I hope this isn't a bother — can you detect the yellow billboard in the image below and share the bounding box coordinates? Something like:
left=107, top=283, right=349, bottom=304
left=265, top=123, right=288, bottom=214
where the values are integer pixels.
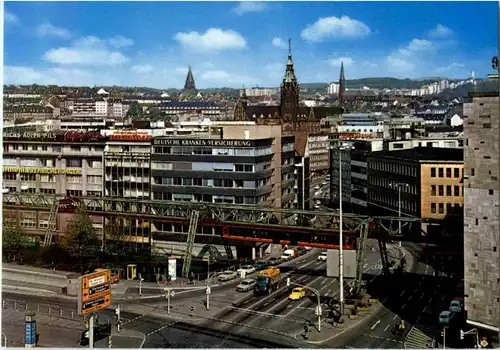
left=2, top=168, right=81, bottom=175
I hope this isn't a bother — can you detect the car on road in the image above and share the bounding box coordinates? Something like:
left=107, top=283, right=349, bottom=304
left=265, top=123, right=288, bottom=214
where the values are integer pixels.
left=449, top=299, right=463, bottom=313
left=439, top=310, right=457, bottom=326
left=289, top=287, right=306, bottom=300
left=315, top=185, right=320, bottom=190
left=297, top=247, right=307, bottom=255
left=317, top=251, right=328, bottom=261
left=236, top=278, right=256, bottom=292
left=253, top=261, right=269, bottom=270
left=237, top=265, right=256, bottom=276
left=268, top=257, right=281, bottom=266
left=322, top=182, right=327, bottom=186
left=218, top=270, right=238, bottom=282
left=314, top=204, right=320, bottom=209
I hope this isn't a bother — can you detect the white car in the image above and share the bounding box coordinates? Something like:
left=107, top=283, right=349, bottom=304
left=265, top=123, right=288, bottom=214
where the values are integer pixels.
left=218, top=270, right=238, bottom=281
left=317, top=252, right=328, bottom=261
left=315, top=185, right=321, bottom=190
left=314, top=204, right=320, bottom=209
left=237, top=265, right=256, bottom=275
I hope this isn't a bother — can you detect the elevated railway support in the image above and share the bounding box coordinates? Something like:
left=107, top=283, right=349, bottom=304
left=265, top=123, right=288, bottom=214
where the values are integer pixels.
left=4, top=193, right=427, bottom=279
left=354, top=223, right=369, bottom=296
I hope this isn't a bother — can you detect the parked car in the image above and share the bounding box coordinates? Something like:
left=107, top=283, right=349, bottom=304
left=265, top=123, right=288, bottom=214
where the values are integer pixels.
left=289, top=287, right=306, bottom=300
left=253, top=261, right=269, bottom=270
left=317, top=251, right=328, bottom=261
left=315, top=185, right=320, bottom=190
left=297, top=247, right=307, bottom=255
left=236, top=279, right=256, bottom=292
left=449, top=299, right=463, bottom=313
left=218, top=270, right=238, bottom=282
left=237, top=265, right=256, bottom=276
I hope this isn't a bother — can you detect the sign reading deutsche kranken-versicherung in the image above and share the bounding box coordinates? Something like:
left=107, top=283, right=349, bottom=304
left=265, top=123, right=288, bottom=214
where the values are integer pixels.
left=153, top=138, right=252, bottom=147
left=77, top=270, right=112, bottom=315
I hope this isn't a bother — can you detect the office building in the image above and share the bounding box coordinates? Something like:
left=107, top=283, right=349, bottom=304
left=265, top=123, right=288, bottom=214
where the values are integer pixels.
left=462, top=92, right=500, bottom=337
left=2, top=130, right=106, bottom=239
left=367, top=147, right=463, bottom=235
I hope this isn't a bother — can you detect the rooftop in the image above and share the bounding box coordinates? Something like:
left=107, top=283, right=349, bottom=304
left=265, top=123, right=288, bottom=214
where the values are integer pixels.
left=371, top=146, right=463, bottom=162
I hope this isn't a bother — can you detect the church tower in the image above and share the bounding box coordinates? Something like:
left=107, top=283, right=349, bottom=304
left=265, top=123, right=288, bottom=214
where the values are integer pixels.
left=279, top=39, right=300, bottom=130
left=180, top=66, right=197, bottom=99
left=339, top=61, right=346, bottom=106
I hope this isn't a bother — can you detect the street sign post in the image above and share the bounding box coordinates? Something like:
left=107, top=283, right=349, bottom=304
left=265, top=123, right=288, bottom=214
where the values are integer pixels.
left=78, top=270, right=112, bottom=349
left=78, top=270, right=112, bottom=315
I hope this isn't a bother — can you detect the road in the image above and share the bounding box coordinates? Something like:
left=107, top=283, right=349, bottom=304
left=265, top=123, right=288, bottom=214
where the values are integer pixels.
left=2, top=243, right=384, bottom=348
left=335, top=242, right=458, bottom=349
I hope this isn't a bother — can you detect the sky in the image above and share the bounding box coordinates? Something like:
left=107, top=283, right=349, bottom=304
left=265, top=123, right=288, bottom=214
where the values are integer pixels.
left=3, top=1, right=498, bottom=89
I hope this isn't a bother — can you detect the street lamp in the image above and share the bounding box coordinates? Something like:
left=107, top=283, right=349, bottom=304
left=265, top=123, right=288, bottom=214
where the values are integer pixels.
left=287, top=278, right=322, bottom=332
left=389, top=182, right=409, bottom=248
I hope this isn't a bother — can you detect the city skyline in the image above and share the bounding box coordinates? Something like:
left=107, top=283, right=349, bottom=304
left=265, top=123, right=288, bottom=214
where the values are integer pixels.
left=4, top=1, right=497, bottom=89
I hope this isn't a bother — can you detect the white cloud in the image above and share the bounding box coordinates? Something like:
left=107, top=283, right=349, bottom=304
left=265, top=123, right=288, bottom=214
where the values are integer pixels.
left=174, top=67, right=189, bottom=75
left=36, top=23, right=71, bottom=39
left=386, top=38, right=435, bottom=75
left=327, top=57, right=354, bottom=67
left=271, top=37, right=287, bottom=49
left=5, top=11, right=19, bottom=24
left=131, top=64, right=153, bottom=73
left=43, top=35, right=129, bottom=66
left=174, top=28, right=247, bottom=52
left=108, top=36, right=134, bottom=48
left=429, top=24, right=453, bottom=39
left=233, top=2, right=267, bottom=15
left=301, top=16, right=371, bottom=42
left=4, top=66, right=98, bottom=86
left=434, top=62, right=465, bottom=74
left=386, top=56, right=415, bottom=74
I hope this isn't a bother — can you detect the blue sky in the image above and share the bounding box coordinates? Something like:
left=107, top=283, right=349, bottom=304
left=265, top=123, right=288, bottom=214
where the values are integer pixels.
left=4, top=1, right=498, bottom=89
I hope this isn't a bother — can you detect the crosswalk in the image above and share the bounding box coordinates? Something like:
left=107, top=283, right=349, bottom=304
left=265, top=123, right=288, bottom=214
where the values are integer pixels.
left=404, top=325, right=434, bottom=349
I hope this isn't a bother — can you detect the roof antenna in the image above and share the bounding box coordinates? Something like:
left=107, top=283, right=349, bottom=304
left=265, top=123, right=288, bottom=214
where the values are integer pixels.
left=288, top=38, right=292, bottom=56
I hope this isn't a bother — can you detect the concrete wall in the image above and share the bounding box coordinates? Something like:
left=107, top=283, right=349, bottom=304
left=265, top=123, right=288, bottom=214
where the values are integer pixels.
left=326, top=249, right=356, bottom=278
left=463, top=95, right=500, bottom=330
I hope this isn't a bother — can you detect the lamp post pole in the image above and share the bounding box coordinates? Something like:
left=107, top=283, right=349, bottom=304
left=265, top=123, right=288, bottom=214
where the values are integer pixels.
left=338, top=147, right=344, bottom=315
left=390, top=182, right=409, bottom=247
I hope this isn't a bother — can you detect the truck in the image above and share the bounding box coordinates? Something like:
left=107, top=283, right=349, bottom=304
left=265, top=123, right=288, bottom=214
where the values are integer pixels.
left=280, top=249, right=297, bottom=261
left=254, top=267, right=280, bottom=295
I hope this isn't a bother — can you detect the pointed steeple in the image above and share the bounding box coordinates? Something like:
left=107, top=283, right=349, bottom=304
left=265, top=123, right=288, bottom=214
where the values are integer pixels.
left=283, top=38, right=297, bottom=84
left=183, top=65, right=197, bottom=91
left=339, top=61, right=346, bottom=105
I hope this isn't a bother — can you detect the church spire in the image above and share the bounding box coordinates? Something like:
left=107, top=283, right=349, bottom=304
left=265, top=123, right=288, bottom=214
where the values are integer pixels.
left=339, top=61, right=345, bottom=105
left=283, top=38, right=297, bottom=83
left=183, top=65, right=197, bottom=92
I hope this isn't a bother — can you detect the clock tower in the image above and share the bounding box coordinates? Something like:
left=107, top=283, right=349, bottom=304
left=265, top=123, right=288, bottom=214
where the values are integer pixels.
left=279, top=39, right=300, bottom=131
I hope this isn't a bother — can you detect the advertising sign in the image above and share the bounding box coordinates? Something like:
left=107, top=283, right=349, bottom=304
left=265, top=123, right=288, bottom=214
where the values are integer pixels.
left=77, top=270, right=111, bottom=316
left=153, top=138, right=251, bottom=147
left=168, top=258, right=177, bottom=281
left=109, top=132, right=152, bottom=141
left=65, top=132, right=105, bottom=142
left=25, top=321, right=37, bottom=346
left=339, top=132, right=374, bottom=140
left=3, top=131, right=64, bottom=142
left=3, top=167, right=81, bottom=175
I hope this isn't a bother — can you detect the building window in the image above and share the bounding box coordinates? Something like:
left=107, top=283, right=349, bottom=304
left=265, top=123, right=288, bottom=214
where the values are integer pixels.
left=3, top=172, right=17, bottom=180
left=431, top=185, right=436, bottom=196
left=438, top=185, right=444, bottom=196
left=454, top=185, right=460, bottom=196
left=446, top=203, right=453, bottom=213
left=446, top=185, right=452, bottom=196
left=431, top=203, right=436, bottom=213
left=40, top=175, right=56, bottom=182
left=438, top=203, right=444, bottom=214
left=41, top=145, right=48, bottom=151
left=489, top=189, right=494, bottom=195
left=438, top=168, right=444, bottom=178
left=471, top=168, right=475, bottom=176
left=67, top=159, right=82, bottom=168
left=66, top=190, right=83, bottom=197
left=454, top=168, right=460, bottom=178
left=20, top=173, right=36, bottom=182
left=40, top=188, right=56, bottom=195
left=446, top=168, right=452, bottom=178
left=173, top=177, right=182, bottom=186
left=431, top=168, right=436, bottom=177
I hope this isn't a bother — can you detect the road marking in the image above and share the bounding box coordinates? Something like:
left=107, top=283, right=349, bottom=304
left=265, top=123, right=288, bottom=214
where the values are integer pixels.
left=402, top=303, right=406, bottom=309
left=327, top=289, right=332, bottom=294
left=429, top=297, right=433, bottom=303
left=363, top=264, right=368, bottom=268
left=400, top=291, right=405, bottom=297
left=393, top=314, right=398, bottom=320
left=421, top=292, right=425, bottom=299
left=423, top=306, right=428, bottom=313
left=425, top=266, right=429, bottom=274
left=384, top=324, right=390, bottom=332
left=147, top=321, right=177, bottom=336
left=321, top=280, right=327, bottom=285
left=408, top=295, right=412, bottom=301
left=371, top=320, right=381, bottom=330
left=441, top=296, right=445, bottom=301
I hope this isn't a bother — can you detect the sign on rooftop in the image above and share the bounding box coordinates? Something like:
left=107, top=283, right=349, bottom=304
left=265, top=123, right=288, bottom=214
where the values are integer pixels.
left=77, top=269, right=112, bottom=316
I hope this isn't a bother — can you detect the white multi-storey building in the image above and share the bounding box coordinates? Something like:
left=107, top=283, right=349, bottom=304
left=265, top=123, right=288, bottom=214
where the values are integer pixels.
left=328, top=82, right=340, bottom=94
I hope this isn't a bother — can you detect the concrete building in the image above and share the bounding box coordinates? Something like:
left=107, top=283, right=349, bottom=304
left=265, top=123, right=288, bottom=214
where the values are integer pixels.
left=2, top=130, right=106, bottom=239
left=328, top=82, right=340, bottom=95
left=307, top=133, right=329, bottom=175
left=242, top=87, right=279, bottom=97
left=367, top=147, right=463, bottom=235
left=462, top=92, right=500, bottom=337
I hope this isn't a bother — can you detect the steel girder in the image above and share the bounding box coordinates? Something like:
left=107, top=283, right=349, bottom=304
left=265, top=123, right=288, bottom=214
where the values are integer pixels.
left=2, top=193, right=421, bottom=237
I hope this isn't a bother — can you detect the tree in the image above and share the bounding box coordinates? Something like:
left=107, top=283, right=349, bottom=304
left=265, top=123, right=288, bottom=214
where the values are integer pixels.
left=104, top=219, right=128, bottom=264
left=57, top=208, right=99, bottom=271
left=2, top=213, right=25, bottom=260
